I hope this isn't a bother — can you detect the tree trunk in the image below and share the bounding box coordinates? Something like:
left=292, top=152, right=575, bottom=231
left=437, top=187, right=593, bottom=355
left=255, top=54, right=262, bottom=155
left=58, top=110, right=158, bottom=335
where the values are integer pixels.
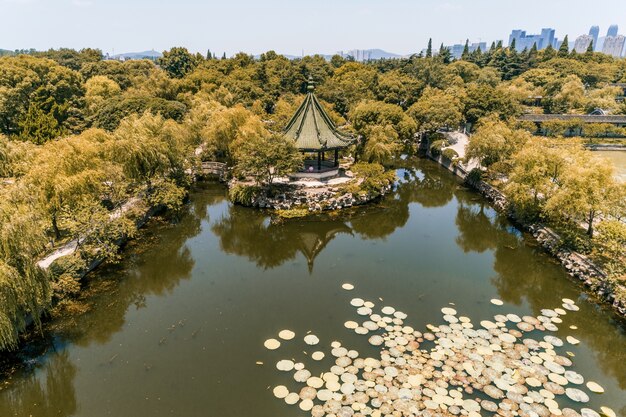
left=51, top=213, right=60, bottom=240
left=586, top=209, right=595, bottom=237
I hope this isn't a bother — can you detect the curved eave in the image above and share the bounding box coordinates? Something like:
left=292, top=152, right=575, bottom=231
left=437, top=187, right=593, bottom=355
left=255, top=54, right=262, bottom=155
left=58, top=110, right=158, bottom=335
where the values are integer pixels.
left=283, top=92, right=356, bottom=151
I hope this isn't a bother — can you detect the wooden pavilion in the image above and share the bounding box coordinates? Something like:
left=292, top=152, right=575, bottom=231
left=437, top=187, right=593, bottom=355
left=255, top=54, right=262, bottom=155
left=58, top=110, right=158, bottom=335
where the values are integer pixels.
left=283, top=77, right=355, bottom=179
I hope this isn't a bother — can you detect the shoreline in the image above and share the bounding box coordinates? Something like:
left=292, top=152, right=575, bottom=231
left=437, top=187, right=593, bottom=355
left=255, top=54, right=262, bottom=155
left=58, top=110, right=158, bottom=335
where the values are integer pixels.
left=425, top=149, right=626, bottom=318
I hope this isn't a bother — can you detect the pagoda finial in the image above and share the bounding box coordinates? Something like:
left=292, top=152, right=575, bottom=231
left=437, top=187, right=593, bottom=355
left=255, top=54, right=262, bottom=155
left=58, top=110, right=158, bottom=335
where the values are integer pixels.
left=307, top=76, right=315, bottom=92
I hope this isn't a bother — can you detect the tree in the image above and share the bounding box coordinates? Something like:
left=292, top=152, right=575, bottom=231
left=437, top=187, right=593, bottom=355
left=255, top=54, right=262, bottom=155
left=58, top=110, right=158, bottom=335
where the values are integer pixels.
left=84, top=75, right=122, bottom=115
left=349, top=100, right=417, bottom=141
left=558, top=35, right=569, bottom=57
left=437, top=43, right=451, bottom=64
left=465, top=118, right=531, bottom=171
left=504, top=138, right=570, bottom=218
left=462, top=40, right=470, bottom=60
left=543, top=44, right=557, bottom=60
left=233, top=133, right=303, bottom=186
left=426, top=38, right=433, bottom=58
left=361, top=125, right=402, bottom=164
left=158, top=47, right=200, bottom=78
left=17, top=101, right=65, bottom=144
left=593, top=220, right=626, bottom=277
left=544, top=154, right=616, bottom=237
left=0, top=55, right=85, bottom=138
left=407, top=87, right=463, bottom=133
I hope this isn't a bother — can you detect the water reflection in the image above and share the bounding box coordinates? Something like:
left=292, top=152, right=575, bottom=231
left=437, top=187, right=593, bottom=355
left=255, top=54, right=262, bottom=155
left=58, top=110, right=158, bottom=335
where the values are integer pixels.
left=0, top=351, right=76, bottom=417
left=454, top=187, right=626, bottom=391
left=1, top=158, right=625, bottom=417
left=213, top=165, right=458, bottom=270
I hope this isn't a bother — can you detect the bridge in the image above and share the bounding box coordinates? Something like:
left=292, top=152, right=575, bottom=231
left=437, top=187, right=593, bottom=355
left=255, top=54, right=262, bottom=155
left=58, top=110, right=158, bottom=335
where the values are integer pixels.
left=201, top=161, right=228, bottom=180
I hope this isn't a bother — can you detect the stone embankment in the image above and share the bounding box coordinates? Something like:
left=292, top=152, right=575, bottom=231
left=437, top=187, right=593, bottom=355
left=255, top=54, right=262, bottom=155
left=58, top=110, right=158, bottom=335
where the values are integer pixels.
left=425, top=132, right=625, bottom=317
left=233, top=180, right=391, bottom=212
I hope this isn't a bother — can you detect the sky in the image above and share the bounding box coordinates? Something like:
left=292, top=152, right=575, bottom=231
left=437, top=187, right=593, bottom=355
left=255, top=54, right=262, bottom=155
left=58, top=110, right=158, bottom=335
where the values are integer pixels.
left=1, top=0, right=626, bottom=56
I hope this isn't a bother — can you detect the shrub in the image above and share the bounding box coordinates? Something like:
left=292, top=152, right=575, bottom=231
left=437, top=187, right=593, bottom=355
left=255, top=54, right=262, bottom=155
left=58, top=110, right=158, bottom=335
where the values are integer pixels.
left=441, top=148, right=459, bottom=161
left=229, top=184, right=262, bottom=206
left=466, top=168, right=483, bottom=185
left=429, top=140, right=446, bottom=157
left=351, top=162, right=396, bottom=196
left=276, top=208, right=309, bottom=219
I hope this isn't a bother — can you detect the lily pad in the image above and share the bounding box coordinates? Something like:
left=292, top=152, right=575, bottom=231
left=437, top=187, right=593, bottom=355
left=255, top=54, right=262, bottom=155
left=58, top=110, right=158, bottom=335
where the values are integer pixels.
left=264, top=339, right=281, bottom=350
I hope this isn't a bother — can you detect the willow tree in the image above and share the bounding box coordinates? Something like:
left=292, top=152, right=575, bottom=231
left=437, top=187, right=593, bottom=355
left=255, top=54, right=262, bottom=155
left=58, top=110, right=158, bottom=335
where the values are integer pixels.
left=0, top=192, right=50, bottom=351
left=544, top=153, right=617, bottom=237
left=361, top=125, right=402, bottom=164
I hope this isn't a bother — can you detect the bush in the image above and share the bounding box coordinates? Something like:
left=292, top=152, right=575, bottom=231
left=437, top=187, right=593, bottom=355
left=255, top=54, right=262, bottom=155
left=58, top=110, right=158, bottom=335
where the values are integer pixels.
left=429, top=140, right=446, bottom=157
left=466, top=168, right=483, bottom=185
left=93, top=96, right=187, bottom=131
left=351, top=162, right=396, bottom=196
left=229, top=184, right=261, bottom=206
left=441, top=148, right=459, bottom=161
left=276, top=208, right=309, bottom=219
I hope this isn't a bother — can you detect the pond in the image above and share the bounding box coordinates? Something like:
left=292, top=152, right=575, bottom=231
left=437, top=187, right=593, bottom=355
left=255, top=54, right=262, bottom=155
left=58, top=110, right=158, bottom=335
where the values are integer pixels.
left=594, top=150, right=626, bottom=182
left=0, top=157, right=624, bottom=417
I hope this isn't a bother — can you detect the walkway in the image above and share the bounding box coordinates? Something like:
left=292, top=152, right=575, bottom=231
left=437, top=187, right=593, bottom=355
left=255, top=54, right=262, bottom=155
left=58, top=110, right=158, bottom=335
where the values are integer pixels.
left=441, top=130, right=479, bottom=172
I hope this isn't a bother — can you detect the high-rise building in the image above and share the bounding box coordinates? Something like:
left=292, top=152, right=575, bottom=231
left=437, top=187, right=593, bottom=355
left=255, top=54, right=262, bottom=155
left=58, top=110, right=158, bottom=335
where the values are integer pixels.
left=574, top=34, right=594, bottom=53
left=589, top=26, right=599, bottom=49
left=602, top=35, right=625, bottom=57
left=607, top=25, right=619, bottom=37
left=508, top=28, right=556, bottom=50
left=445, top=41, right=487, bottom=60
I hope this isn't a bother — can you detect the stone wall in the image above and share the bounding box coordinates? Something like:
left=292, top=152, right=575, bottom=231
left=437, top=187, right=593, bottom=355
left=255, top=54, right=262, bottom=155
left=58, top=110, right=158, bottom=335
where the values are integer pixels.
left=236, top=183, right=391, bottom=212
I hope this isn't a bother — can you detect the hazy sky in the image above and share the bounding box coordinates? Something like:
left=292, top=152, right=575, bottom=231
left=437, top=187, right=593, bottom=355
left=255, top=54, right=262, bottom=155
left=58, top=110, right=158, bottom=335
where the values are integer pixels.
left=1, top=0, right=625, bottom=56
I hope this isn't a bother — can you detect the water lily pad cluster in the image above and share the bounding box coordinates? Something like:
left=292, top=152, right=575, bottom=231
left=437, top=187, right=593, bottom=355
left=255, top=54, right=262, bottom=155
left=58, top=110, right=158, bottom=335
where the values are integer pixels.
left=264, top=292, right=614, bottom=417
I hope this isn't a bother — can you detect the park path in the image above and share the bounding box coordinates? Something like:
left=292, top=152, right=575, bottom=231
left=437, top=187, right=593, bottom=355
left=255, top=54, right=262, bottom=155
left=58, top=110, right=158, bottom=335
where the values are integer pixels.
left=37, top=197, right=140, bottom=269
left=441, top=130, right=480, bottom=172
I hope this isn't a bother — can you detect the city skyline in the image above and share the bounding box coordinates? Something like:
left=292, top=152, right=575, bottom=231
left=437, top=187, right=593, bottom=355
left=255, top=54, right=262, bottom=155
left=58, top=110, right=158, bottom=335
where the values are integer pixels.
left=1, top=0, right=626, bottom=57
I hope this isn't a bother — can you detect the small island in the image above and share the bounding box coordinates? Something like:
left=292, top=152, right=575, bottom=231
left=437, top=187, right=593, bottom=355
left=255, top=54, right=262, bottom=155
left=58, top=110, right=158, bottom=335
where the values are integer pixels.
left=225, top=78, right=395, bottom=215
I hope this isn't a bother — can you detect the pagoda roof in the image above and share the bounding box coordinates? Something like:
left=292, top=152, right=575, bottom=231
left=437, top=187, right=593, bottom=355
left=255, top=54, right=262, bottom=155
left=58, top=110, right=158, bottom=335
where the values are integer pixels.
left=283, top=79, right=356, bottom=151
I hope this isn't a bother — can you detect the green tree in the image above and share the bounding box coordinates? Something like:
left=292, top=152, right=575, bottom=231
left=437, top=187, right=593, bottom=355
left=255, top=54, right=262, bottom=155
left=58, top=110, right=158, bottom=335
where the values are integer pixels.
left=408, top=87, right=463, bottom=133
left=465, top=118, right=531, bottom=171
left=233, top=133, right=302, bottom=186
left=558, top=35, right=569, bottom=57
left=158, top=47, right=200, bottom=78
left=593, top=220, right=626, bottom=278
left=349, top=100, right=417, bottom=141
left=461, top=40, right=470, bottom=60
left=426, top=38, right=433, bottom=58
left=544, top=154, right=616, bottom=237
left=361, top=125, right=402, bottom=164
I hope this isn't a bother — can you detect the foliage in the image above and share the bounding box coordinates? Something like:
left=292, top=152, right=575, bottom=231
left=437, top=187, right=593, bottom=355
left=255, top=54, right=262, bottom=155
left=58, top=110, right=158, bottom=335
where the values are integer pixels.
left=593, top=220, right=626, bottom=278
left=351, top=162, right=396, bottom=196
left=158, top=47, right=201, bottom=78
left=408, top=87, right=463, bottom=132
left=276, top=208, right=310, bottom=219
left=229, top=184, right=262, bottom=206
left=361, top=125, right=402, bottom=164
left=233, top=133, right=303, bottom=186
left=429, top=139, right=446, bottom=157
left=441, top=148, right=459, bottom=160
left=465, top=118, right=531, bottom=170
left=465, top=168, right=482, bottom=185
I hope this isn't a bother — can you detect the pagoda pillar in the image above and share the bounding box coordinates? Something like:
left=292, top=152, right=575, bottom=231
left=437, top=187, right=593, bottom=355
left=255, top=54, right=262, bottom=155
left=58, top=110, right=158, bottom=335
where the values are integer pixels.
left=317, top=152, right=321, bottom=171
left=334, top=149, right=339, bottom=167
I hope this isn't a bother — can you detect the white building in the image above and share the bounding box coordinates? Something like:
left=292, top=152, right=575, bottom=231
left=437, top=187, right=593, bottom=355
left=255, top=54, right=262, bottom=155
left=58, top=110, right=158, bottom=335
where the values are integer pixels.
left=602, top=35, right=625, bottom=57
left=573, top=34, right=593, bottom=53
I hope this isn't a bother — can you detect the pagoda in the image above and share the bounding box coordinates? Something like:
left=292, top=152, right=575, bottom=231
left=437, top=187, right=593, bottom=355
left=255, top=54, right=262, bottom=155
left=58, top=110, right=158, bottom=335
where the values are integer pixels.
left=283, top=77, right=356, bottom=179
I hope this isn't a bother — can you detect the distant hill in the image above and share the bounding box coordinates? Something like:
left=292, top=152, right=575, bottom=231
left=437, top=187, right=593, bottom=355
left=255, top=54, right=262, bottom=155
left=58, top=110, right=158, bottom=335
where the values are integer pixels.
left=110, top=50, right=162, bottom=60
left=339, top=48, right=405, bottom=60
left=0, top=49, right=15, bottom=57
